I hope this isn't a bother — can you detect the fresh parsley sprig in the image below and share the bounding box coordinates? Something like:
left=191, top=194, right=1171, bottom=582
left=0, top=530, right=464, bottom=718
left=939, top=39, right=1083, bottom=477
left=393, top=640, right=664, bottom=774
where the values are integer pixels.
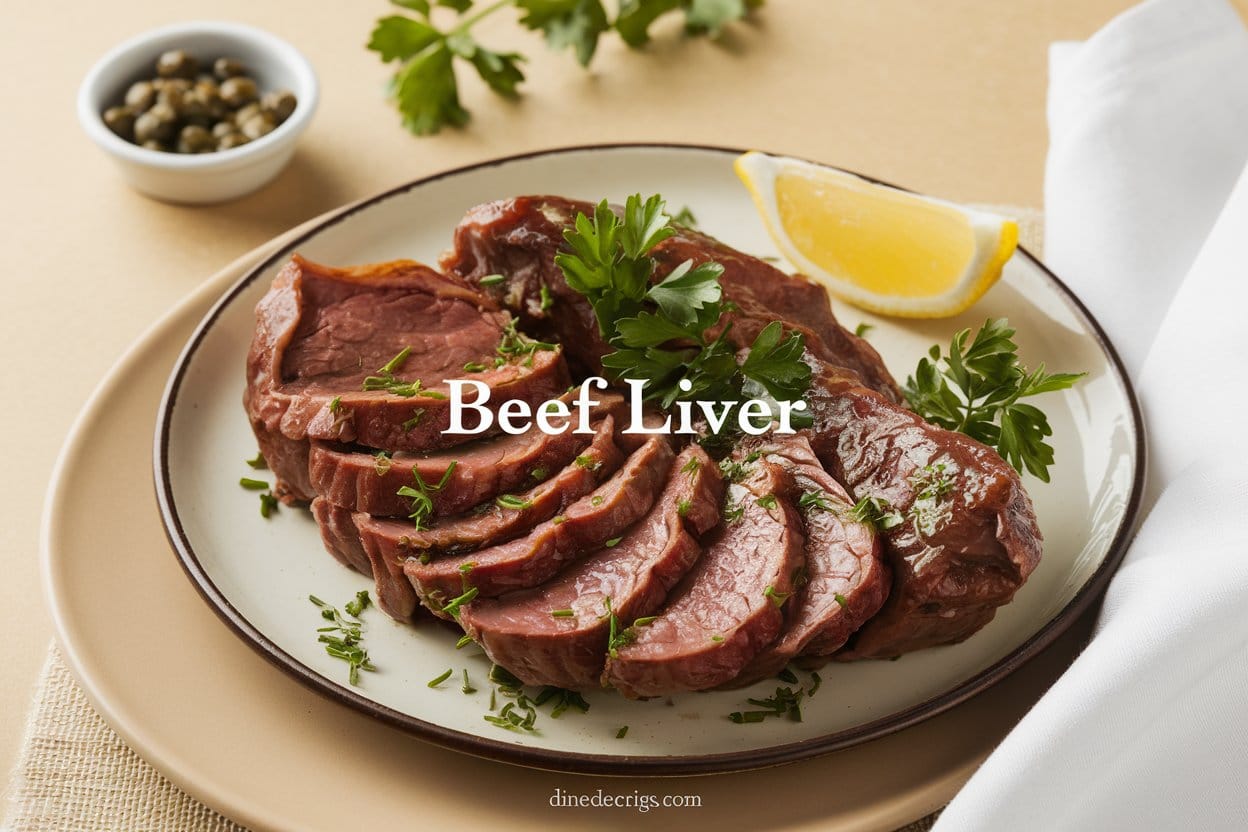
left=369, top=1, right=765, bottom=135
left=904, top=318, right=1084, bottom=482
left=556, top=194, right=811, bottom=413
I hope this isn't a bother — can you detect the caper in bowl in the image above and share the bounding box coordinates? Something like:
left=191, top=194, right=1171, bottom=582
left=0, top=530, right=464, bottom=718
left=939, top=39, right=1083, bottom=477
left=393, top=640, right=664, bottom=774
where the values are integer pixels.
left=77, top=21, right=318, bottom=204
left=103, top=50, right=297, bottom=155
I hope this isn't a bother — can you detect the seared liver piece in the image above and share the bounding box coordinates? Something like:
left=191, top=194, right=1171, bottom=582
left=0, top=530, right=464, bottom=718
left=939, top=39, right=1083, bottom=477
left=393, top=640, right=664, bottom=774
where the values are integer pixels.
left=603, top=451, right=805, bottom=698
left=460, top=445, right=724, bottom=689
left=244, top=254, right=568, bottom=502
left=804, top=360, right=1043, bottom=659
left=728, top=435, right=889, bottom=686
left=405, top=437, right=675, bottom=609
left=349, top=416, right=623, bottom=620
left=307, top=393, right=623, bottom=516
left=440, top=195, right=901, bottom=401
left=310, top=496, right=371, bottom=575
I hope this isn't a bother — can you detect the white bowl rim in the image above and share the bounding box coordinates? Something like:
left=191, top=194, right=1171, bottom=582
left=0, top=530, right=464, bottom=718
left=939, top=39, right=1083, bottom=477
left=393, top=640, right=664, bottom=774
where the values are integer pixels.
left=76, top=20, right=319, bottom=170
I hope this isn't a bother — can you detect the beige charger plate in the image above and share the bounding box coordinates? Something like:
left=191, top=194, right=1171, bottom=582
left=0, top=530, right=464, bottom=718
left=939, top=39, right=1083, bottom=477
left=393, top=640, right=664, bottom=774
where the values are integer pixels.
left=44, top=146, right=1127, bottom=830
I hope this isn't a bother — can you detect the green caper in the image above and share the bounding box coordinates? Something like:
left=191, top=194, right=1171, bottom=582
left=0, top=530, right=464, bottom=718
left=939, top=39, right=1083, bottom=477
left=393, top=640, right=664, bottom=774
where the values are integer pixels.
left=103, top=106, right=137, bottom=140
left=139, top=139, right=167, bottom=152
left=156, top=49, right=198, bottom=80
left=211, top=120, right=236, bottom=139
left=239, top=111, right=276, bottom=141
left=261, top=90, right=297, bottom=123
left=213, top=57, right=246, bottom=81
left=123, top=80, right=156, bottom=111
left=216, top=131, right=250, bottom=151
left=232, top=102, right=261, bottom=126
left=134, top=108, right=175, bottom=144
left=156, top=84, right=188, bottom=114
left=176, top=124, right=215, bottom=154
left=219, top=76, right=259, bottom=108
left=180, top=91, right=215, bottom=126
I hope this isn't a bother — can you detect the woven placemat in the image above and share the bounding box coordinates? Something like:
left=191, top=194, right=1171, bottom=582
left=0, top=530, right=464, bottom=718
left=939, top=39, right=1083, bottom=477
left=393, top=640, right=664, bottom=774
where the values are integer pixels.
left=5, top=208, right=1042, bottom=831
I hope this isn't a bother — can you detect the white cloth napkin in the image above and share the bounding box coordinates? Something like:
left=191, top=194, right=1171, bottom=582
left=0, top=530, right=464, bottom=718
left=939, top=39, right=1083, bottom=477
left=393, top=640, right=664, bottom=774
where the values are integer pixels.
left=935, top=1, right=1248, bottom=829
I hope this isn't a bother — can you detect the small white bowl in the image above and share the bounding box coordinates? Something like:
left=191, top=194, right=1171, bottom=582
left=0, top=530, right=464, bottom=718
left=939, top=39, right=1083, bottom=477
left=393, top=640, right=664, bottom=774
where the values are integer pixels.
left=78, top=21, right=318, bottom=204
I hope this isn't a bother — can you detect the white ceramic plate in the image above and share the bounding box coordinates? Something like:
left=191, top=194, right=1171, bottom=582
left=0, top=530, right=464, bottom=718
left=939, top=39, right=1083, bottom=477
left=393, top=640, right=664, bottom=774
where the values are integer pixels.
left=155, top=144, right=1143, bottom=775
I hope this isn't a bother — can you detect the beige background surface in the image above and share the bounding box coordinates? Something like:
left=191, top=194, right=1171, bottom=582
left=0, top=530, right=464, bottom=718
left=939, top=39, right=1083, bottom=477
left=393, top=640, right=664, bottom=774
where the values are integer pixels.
left=4, top=0, right=1244, bottom=790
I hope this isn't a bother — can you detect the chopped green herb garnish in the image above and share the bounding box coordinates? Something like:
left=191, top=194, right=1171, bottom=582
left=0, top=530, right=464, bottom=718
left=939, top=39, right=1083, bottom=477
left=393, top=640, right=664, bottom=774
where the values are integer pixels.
left=495, top=319, right=557, bottom=362
left=239, top=477, right=269, bottom=490
left=344, top=590, right=371, bottom=617
left=479, top=273, right=506, bottom=287
left=616, top=725, right=629, bottom=739
left=809, top=671, right=822, bottom=697
left=245, top=452, right=267, bottom=469
left=677, top=499, right=691, bottom=517
left=798, top=490, right=833, bottom=512
left=591, top=495, right=605, bottom=507
left=530, top=466, right=548, bottom=480
left=455, top=634, right=474, bottom=649
left=755, top=494, right=778, bottom=510
left=258, top=492, right=279, bottom=518
left=777, top=666, right=798, bottom=684
left=495, top=494, right=533, bottom=510
left=854, top=322, right=874, bottom=338
left=438, top=586, right=478, bottom=619
left=834, top=593, right=848, bottom=608
left=575, top=454, right=601, bottom=471
left=310, top=593, right=376, bottom=686
left=680, top=456, right=703, bottom=476
left=604, top=536, right=622, bottom=548
left=329, top=396, right=342, bottom=414
left=463, top=361, right=488, bottom=372
left=401, top=408, right=425, bottom=432
left=539, top=284, right=553, bottom=312
left=461, top=668, right=477, bottom=694
left=397, top=461, right=458, bottom=530
left=849, top=495, right=904, bottom=532
left=723, top=497, right=745, bottom=524
left=550, top=608, right=575, bottom=618
left=763, top=585, right=791, bottom=608
left=904, top=318, right=1084, bottom=482
left=710, top=634, right=724, bottom=643
left=428, top=668, right=453, bottom=688
left=373, top=451, right=393, bottom=477
left=551, top=514, right=567, bottom=525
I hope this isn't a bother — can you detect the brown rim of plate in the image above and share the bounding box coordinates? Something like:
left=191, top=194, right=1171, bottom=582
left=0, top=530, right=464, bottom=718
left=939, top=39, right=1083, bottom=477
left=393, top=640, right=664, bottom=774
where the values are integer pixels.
left=152, top=142, right=1147, bottom=777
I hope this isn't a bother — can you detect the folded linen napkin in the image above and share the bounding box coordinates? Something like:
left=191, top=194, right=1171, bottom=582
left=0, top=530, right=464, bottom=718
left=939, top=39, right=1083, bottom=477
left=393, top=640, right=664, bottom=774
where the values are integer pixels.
left=936, top=1, right=1248, bottom=829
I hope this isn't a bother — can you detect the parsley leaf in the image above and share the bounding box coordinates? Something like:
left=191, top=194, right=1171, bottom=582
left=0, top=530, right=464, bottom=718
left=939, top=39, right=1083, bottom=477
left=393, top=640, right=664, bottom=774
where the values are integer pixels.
left=516, top=0, right=610, bottom=66
left=904, top=319, right=1084, bottom=482
left=556, top=193, right=810, bottom=420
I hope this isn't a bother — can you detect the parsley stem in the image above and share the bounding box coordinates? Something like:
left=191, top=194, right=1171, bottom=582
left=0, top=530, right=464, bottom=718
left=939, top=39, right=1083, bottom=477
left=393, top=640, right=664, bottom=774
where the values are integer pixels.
left=451, top=0, right=512, bottom=35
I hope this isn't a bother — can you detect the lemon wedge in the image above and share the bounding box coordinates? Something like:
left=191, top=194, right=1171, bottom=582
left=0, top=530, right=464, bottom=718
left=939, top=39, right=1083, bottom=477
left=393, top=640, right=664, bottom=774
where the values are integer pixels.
left=734, top=151, right=1018, bottom=318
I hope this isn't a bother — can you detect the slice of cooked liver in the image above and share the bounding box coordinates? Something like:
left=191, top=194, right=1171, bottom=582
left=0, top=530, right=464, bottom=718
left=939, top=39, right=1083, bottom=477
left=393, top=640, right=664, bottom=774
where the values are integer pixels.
left=244, top=254, right=569, bottom=502
left=805, top=361, right=1044, bottom=660
left=727, top=435, right=889, bottom=686
left=310, top=496, right=372, bottom=576
left=307, top=393, right=623, bottom=517
left=603, top=451, right=806, bottom=698
left=460, top=445, right=724, bottom=689
left=405, top=436, right=675, bottom=610
left=347, top=416, right=623, bottom=621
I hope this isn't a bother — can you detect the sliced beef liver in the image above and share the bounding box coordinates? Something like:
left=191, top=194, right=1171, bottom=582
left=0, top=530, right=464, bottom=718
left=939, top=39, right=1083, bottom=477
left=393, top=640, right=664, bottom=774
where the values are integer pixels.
left=804, top=360, right=1044, bottom=659
left=307, top=393, right=623, bottom=516
left=310, top=496, right=371, bottom=575
left=440, top=195, right=901, bottom=400
left=603, top=451, right=805, bottom=698
left=405, top=437, right=675, bottom=610
left=245, top=254, right=568, bottom=502
left=727, top=435, right=889, bottom=686
left=459, top=445, right=724, bottom=689
left=346, top=416, right=623, bottom=620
